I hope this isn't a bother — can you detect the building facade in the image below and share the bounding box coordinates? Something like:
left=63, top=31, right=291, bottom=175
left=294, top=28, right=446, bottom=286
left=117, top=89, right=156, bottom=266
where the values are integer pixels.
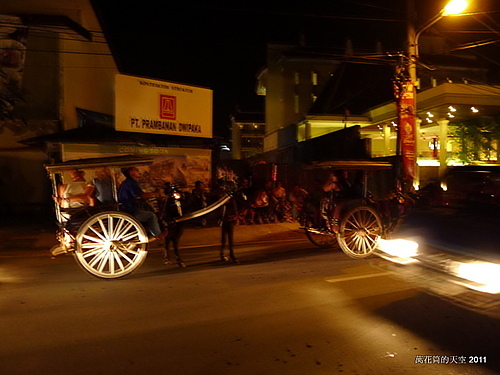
left=250, top=38, right=500, bottom=189
left=230, top=112, right=265, bottom=160
left=1, top=1, right=216, bottom=217
left=0, top=0, right=117, bottom=216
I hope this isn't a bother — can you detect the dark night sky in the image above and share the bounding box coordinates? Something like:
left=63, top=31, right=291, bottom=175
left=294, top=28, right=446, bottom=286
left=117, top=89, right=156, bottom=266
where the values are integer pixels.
left=91, top=0, right=500, bottom=137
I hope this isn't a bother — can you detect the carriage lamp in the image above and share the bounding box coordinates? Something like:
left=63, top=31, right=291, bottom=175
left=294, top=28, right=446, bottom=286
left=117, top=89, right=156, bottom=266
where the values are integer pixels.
left=376, top=239, right=419, bottom=264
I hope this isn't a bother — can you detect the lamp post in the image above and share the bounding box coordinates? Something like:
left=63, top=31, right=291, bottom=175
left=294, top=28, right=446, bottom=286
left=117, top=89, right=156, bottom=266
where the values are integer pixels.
left=396, top=0, right=469, bottom=191
left=409, top=0, right=469, bottom=82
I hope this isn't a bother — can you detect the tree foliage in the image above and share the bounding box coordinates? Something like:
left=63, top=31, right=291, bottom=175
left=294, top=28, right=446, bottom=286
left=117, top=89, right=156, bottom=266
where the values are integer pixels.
left=450, top=116, right=500, bottom=164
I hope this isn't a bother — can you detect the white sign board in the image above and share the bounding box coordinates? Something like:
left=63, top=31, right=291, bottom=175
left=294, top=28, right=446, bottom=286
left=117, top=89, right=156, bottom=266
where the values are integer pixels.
left=115, top=74, right=213, bottom=138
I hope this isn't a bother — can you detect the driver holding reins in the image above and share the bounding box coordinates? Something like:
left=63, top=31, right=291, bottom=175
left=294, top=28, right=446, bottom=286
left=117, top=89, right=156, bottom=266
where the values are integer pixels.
left=118, top=167, right=167, bottom=240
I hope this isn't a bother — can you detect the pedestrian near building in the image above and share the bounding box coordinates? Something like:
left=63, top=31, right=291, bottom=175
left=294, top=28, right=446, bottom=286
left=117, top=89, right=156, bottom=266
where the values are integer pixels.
left=289, top=184, right=308, bottom=221
left=238, top=178, right=255, bottom=224
left=272, top=181, right=292, bottom=222
left=214, top=179, right=240, bottom=264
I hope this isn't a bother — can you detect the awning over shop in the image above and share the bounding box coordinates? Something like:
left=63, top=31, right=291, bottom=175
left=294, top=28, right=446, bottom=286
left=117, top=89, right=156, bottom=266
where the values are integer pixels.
left=20, top=125, right=216, bottom=149
left=44, top=154, right=154, bottom=172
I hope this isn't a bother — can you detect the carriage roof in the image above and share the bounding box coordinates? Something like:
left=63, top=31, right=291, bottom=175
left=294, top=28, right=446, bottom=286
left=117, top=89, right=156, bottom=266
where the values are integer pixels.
left=304, top=160, right=393, bottom=171
left=44, top=155, right=155, bottom=172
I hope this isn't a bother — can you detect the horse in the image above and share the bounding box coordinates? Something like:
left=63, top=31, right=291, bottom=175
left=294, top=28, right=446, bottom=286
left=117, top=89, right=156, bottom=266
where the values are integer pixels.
left=160, top=184, right=193, bottom=267
left=159, top=181, right=237, bottom=267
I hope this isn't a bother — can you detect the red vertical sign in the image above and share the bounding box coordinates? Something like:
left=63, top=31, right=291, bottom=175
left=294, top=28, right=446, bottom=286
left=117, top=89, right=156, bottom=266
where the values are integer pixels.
left=398, top=82, right=416, bottom=181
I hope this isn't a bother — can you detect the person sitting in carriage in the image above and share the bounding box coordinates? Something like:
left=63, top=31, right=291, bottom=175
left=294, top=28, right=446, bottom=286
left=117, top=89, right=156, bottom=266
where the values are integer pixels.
left=90, top=168, right=115, bottom=206
left=304, top=171, right=349, bottom=229
left=118, top=166, right=164, bottom=240
left=322, top=171, right=350, bottom=197
left=56, top=169, right=95, bottom=209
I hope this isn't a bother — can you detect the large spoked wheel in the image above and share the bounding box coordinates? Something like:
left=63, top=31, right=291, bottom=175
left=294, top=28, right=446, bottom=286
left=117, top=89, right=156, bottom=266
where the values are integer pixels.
left=74, top=211, right=149, bottom=279
left=305, top=227, right=337, bottom=248
left=337, top=206, right=382, bottom=258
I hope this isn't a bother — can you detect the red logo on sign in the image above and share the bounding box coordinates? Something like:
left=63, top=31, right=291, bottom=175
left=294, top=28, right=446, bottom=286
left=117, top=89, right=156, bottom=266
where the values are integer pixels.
left=160, top=95, right=176, bottom=120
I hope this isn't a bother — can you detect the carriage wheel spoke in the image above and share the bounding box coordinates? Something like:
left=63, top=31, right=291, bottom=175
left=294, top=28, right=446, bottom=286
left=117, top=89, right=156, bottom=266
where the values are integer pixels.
left=85, top=228, right=106, bottom=243
left=88, top=247, right=108, bottom=268
left=98, top=218, right=109, bottom=239
left=115, top=248, right=135, bottom=264
left=114, top=222, right=136, bottom=241
left=113, top=252, right=126, bottom=272
left=80, top=239, right=104, bottom=249
left=111, top=217, right=126, bottom=240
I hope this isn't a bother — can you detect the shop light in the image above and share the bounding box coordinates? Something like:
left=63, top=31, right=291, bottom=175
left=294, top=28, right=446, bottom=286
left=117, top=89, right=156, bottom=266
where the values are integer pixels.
left=447, top=113, right=455, bottom=118
left=448, top=106, right=456, bottom=112
left=471, top=107, right=479, bottom=113
left=417, top=160, right=440, bottom=166
left=428, top=141, right=440, bottom=150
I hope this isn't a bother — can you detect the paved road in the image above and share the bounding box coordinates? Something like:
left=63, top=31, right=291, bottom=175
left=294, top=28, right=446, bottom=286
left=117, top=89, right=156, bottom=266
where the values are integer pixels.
left=1, top=225, right=499, bottom=375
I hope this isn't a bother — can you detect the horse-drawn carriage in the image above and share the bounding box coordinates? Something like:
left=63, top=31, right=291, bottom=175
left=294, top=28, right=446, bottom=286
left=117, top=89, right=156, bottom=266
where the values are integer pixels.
left=299, top=160, right=409, bottom=258
left=46, top=155, right=230, bottom=279
left=46, top=156, right=408, bottom=279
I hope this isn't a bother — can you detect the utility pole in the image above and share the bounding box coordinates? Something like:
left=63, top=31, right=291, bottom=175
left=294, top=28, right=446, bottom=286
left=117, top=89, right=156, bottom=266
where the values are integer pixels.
left=392, top=0, right=418, bottom=192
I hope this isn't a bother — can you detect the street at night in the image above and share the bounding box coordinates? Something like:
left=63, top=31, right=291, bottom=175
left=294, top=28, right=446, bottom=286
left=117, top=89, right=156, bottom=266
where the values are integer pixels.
left=1, top=224, right=498, bottom=375
left=2, top=1, right=500, bottom=374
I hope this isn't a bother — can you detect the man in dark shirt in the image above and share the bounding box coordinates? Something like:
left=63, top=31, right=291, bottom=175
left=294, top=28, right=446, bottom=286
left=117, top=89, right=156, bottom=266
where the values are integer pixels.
left=118, top=167, right=163, bottom=239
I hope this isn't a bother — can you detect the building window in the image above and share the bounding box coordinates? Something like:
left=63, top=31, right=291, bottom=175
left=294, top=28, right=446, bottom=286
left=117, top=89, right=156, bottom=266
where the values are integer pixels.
left=294, top=72, right=300, bottom=85
left=311, top=71, right=318, bottom=86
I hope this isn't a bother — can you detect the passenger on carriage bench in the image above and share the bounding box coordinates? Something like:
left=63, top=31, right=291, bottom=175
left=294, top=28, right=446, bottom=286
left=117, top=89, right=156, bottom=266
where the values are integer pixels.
left=90, top=168, right=115, bottom=205
left=118, top=166, right=166, bottom=239
left=322, top=171, right=350, bottom=197
left=56, top=169, right=95, bottom=209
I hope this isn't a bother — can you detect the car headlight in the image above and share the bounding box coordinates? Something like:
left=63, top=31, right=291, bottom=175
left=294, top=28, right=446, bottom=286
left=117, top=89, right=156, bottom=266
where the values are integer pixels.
left=377, top=239, right=419, bottom=264
left=451, top=261, right=500, bottom=294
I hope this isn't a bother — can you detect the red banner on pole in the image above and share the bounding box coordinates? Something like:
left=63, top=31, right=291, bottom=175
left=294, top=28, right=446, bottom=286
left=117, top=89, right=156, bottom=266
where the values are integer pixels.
left=398, top=82, right=416, bottom=181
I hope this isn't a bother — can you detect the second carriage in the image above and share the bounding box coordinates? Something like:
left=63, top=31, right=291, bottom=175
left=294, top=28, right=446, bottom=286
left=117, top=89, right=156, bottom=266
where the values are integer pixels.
left=299, top=160, right=410, bottom=259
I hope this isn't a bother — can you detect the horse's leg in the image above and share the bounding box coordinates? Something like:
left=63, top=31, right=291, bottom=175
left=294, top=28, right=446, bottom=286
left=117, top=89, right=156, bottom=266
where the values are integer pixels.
left=227, top=221, right=239, bottom=264
left=163, top=237, right=172, bottom=265
left=220, top=222, right=229, bottom=261
left=173, top=226, right=186, bottom=267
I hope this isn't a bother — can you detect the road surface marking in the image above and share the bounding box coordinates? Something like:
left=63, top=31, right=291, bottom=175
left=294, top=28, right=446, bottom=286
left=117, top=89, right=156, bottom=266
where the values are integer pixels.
left=326, top=272, right=391, bottom=283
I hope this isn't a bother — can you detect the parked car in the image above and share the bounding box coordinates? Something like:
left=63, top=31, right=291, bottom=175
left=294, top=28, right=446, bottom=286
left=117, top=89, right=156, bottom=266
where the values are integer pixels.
left=375, top=165, right=500, bottom=317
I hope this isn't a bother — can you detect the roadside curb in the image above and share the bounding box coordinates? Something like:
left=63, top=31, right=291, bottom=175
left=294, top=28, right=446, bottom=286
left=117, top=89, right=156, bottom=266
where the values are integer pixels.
left=0, top=222, right=305, bottom=252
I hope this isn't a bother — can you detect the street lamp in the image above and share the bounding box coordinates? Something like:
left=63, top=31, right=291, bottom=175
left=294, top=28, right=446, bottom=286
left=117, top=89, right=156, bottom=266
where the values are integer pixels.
left=413, top=0, right=470, bottom=63
left=398, top=0, right=469, bottom=190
